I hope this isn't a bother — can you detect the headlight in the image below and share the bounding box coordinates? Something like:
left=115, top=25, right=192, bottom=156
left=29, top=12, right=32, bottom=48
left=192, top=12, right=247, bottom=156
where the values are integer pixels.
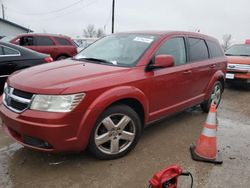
left=30, top=93, right=85, bottom=112
left=3, top=82, right=7, bottom=90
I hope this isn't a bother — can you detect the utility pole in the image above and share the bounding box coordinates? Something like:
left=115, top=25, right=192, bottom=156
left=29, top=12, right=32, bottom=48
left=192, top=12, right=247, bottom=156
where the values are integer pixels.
left=111, top=0, right=115, bottom=33
left=1, top=4, right=5, bottom=20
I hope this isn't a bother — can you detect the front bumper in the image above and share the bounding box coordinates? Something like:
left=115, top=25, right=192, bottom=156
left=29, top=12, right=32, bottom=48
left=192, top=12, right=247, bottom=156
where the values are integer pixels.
left=0, top=104, right=86, bottom=153
left=226, top=71, right=250, bottom=84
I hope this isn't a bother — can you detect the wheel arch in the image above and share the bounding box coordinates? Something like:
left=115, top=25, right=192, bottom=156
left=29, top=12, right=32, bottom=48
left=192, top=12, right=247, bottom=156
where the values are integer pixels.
left=76, top=86, right=149, bottom=150
left=204, top=71, right=225, bottom=99
left=88, top=86, right=149, bottom=124
left=106, top=98, right=145, bottom=126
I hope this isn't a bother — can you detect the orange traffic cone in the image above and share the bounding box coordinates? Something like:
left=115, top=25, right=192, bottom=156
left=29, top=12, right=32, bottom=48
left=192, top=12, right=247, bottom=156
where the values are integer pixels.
left=190, top=103, right=223, bottom=164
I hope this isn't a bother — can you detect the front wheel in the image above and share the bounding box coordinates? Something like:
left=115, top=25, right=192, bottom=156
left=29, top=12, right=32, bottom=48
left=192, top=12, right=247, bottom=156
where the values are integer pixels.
left=56, top=55, right=68, bottom=60
left=88, top=105, right=142, bottom=160
left=201, top=81, right=222, bottom=113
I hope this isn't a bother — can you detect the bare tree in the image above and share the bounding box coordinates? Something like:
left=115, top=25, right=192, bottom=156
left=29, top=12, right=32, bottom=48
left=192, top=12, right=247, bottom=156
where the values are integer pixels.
left=83, top=24, right=105, bottom=38
left=83, top=24, right=97, bottom=38
left=222, top=34, right=232, bottom=51
left=96, top=28, right=105, bottom=38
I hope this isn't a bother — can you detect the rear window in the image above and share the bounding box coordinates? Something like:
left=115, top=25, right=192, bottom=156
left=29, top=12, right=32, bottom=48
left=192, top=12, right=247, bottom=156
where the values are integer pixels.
left=55, top=37, right=72, bottom=46
left=206, top=40, right=224, bottom=58
left=35, top=36, right=54, bottom=46
left=188, top=38, right=209, bottom=62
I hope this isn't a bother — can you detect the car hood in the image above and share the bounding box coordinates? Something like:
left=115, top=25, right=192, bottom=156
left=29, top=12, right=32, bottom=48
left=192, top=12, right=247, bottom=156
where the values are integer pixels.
left=227, top=56, right=250, bottom=65
left=8, top=59, right=130, bottom=94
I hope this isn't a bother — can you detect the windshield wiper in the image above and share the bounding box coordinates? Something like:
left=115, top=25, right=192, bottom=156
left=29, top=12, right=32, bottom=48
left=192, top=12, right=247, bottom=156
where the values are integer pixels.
left=77, top=57, right=118, bottom=65
left=225, top=54, right=250, bottom=57
left=238, top=54, right=250, bottom=57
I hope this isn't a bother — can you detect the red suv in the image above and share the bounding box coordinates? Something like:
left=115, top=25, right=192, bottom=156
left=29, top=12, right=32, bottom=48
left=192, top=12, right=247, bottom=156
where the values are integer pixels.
left=0, top=31, right=227, bottom=159
left=9, top=33, right=77, bottom=60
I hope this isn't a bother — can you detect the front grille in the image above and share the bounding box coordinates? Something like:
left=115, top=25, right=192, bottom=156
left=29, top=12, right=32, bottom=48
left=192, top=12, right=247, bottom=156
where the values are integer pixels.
left=227, top=63, right=250, bottom=72
left=3, top=85, right=33, bottom=113
left=10, top=100, right=28, bottom=111
left=13, top=89, right=33, bottom=99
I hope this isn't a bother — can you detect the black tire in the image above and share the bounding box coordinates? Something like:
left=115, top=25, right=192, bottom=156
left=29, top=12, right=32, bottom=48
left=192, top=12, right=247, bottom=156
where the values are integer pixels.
left=56, top=55, right=68, bottom=60
left=88, top=104, right=142, bottom=160
left=201, top=81, right=223, bottom=113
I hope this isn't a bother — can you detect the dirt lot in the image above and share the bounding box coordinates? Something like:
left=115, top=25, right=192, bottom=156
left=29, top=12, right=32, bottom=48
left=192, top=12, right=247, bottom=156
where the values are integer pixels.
left=0, top=86, right=249, bottom=188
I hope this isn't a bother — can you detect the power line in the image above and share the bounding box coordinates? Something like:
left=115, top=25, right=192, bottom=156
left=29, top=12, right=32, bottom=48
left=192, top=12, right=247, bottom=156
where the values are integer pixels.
left=8, top=0, right=100, bottom=23
left=6, top=0, right=84, bottom=16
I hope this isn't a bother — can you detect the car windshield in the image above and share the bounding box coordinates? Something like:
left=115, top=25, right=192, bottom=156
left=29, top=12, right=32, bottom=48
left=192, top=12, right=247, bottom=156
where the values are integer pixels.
left=225, top=44, right=250, bottom=56
left=75, top=34, right=157, bottom=66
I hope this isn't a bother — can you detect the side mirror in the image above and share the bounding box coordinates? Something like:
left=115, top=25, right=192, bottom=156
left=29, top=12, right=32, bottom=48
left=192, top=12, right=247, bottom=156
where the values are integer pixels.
left=146, top=55, right=174, bottom=71
left=154, top=55, right=174, bottom=68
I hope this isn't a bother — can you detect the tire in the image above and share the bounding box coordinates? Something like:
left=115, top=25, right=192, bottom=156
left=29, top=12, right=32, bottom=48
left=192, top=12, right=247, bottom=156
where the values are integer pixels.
left=56, top=55, right=68, bottom=60
left=88, top=104, right=142, bottom=160
left=201, top=81, right=223, bottom=113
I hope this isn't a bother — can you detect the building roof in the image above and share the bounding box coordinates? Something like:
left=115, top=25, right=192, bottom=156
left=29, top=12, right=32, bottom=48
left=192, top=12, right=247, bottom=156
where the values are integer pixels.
left=0, top=18, right=33, bottom=32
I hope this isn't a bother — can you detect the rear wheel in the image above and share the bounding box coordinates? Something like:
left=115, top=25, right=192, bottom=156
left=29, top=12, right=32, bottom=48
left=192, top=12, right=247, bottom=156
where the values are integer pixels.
left=201, top=81, right=222, bottom=112
left=88, top=105, right=142, bottom=160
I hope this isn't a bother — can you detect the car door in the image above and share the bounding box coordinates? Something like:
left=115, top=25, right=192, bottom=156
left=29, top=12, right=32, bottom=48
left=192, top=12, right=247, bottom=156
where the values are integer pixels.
left=147, top=36, right=194, bottom=121
left=33, top=36, right=57, bottom=59
left=187, top=37, right=215, bottom=98
left=0, top=45, right=20, bottom=93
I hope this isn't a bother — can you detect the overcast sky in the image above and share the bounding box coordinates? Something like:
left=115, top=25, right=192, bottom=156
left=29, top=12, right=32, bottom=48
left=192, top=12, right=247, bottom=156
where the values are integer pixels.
left=1, top=0, right=250, bottom=43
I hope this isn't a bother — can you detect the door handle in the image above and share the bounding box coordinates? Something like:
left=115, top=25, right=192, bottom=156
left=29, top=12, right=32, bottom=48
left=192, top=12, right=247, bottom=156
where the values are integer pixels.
left=183, top=70, right=192, bottom=74
left=209, top=64, right=216, bottom=68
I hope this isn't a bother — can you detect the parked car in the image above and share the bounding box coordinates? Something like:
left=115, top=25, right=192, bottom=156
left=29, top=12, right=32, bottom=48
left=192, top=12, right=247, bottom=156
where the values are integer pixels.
left=0, top=31, right=227, bottom=159
left=245, top=39, right=250, bottom=44
left=6, top=33, right=77, bottom=60
left=0, top=42, right=53, bottom=94
left=225, top=44, right=250, bottom=86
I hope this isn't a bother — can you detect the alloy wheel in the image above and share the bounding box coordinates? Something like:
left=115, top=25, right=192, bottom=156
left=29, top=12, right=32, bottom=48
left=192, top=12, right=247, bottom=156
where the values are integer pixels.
left=94, top=113, right=136, bottom=155
left=211, top=84, right=221, bottom=105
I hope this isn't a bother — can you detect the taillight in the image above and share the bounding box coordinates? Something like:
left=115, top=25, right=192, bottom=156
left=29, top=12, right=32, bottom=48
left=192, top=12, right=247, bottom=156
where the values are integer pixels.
left=44, top=57, right=53, bottom=63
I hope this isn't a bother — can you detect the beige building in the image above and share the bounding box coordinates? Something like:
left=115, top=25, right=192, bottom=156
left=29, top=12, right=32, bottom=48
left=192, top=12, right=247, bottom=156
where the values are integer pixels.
left=0, top=18, right=33, bottom=38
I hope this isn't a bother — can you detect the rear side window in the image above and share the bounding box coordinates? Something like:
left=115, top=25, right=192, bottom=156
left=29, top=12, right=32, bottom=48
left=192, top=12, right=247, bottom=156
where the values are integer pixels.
left=3, top=46, right=19, bottom=55
left=206, top=40, right=224, bottom=58
left=55, top=37, right=72, bottom=46
left=156, top=37, right=186, bottom=66
left=0, top=46, right=20, bottom=56
left=35, top=36, right=54, bottom=46
left=188, top=38, right=209, bottom=62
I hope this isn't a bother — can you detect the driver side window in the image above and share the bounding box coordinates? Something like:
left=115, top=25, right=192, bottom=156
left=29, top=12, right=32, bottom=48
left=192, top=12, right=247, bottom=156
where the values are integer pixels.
left=156, top=37, right=186, bottom=66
